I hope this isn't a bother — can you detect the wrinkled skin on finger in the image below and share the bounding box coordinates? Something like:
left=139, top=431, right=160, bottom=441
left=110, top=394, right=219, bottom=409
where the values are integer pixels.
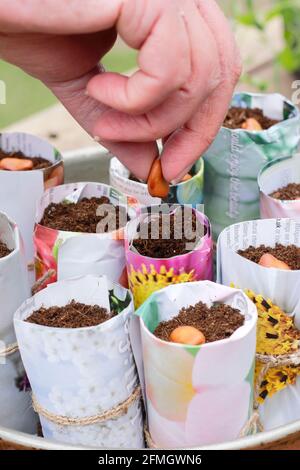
left=0, top=0, right=241, bottom=181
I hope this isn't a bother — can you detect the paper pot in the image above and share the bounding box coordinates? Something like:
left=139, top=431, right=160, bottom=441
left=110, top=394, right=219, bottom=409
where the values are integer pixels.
left=14, top=275, right=144, bottom=448
left=245, top=289, right=300, bottom=431
left=134, top=281, right=257, bottom=448
left=110, top=156, right=204, bottom=206
left=217, top=218, right=300, bottom=325
left=0, top=132, right=64, bottom=265
left=259, top=155, right=300, bottom=220
left=0, top=212, right=37, bottom=432
left=203, top=92, right=300, bottom=239
left=34, top=182, right=139, bottom=290
left=125, top=206, right=213, bottom=308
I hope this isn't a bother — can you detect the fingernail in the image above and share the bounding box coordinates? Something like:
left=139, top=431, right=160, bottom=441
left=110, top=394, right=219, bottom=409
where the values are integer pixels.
left=84, top=89, right=89, bottom=96
left=171, top=164, right=194, bottom=185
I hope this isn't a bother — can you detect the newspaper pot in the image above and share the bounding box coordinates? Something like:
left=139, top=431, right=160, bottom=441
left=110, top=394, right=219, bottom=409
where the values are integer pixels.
left=0, top=132, right=64, bottom=265
left=134, top=281, right=257, bottom=447
left=110, top=156, right=204, bottom=206
left=0, top=212, right=37, bottom=432
left=259, top=155, right=300, bottom=220
left=14, top=275, right=144, bottom=448
left=217, top=218, right=300, bottom=325
left=203, top=92, right=300, bottom=239
left=34, top=183, right=139, bottom=290
left=125, top=206, right=213, bottom=308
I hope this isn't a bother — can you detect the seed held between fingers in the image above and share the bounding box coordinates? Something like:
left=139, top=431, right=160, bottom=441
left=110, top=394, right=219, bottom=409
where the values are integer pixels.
left=147, top=158, right=170, bottom=198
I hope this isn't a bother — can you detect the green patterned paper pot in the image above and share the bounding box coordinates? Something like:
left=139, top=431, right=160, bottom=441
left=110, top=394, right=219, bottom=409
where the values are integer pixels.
left=110, top=157, right=204, bottom=206
left=0, top=132, right=64, bottom=265
left=203, top=92, right=300, bottom=239
left=259, top=155, right=300, bottom=221
left=134, top=281, right=257, bottom=448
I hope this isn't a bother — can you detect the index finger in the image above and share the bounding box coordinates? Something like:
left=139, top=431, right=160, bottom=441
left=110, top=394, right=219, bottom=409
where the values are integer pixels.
left=86, top=3, right=191, bottom=114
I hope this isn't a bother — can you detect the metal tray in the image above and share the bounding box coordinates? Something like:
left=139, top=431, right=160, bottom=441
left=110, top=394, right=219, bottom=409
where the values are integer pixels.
left=1, top=146, right=300, bottom=450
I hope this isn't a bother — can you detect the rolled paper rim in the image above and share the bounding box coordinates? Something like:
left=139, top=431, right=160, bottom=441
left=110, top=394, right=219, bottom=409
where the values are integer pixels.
left=138, top=280, right=257, bottom=351
left=125, top=205, right=212, bottom=261
left=35, top=182, right=139, bottom=239
left=258, top=155, right=300, bottom=204
left=110, top=156, right=204, bottom=189
left=217, top=217, right=300, bottom=272
left=14, top=275, right=134, bottom=333
left=0, top=211, right=22, bottom=263
left=0, top=131, right=64, bottom=173
left=220, top=91, right=300, bottom=135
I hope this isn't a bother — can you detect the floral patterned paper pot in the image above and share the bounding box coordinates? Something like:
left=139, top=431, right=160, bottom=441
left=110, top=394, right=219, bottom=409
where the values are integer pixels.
left=110, top=156, right=204, bottom=206
left=0, top=212, right=37, bottom=433
left=259, top=155, right=300, bottom=220
left=134, top=281, right=257, bottom=448
left=125, top=205, right=213, bottom=308
left=0, top=132, right=64, bottom=265
left=217, top=218, right=300, bottom=325
left=203, top=92, right=300, bottom=239
left=14, top=275, right=144, bottom=448
left=34, top=182, right=139, bottom=290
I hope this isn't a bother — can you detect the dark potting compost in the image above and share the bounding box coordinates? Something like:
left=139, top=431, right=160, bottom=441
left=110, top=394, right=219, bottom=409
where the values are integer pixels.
left=0, top=241, right=12, bottom=258
left=132, top=211, right=205, bottom=258
left=25, top=300, right=116, bottom=328
left=223, top=107, right=280, bottom=130
left=40, top=196, right=128, bottom=233
left=238, top=244, right=300, bottom=270
left=270, top=183, right=300, bottom=201
left=154, top=301, right=244, bottom=343
left=0, top=150, right=52, bottom=170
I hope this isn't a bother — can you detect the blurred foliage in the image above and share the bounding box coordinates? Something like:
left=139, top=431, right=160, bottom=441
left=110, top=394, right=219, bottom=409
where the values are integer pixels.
left=230, top=0, right=300, bottom=73
left=0, top=46, right=137, bottom=128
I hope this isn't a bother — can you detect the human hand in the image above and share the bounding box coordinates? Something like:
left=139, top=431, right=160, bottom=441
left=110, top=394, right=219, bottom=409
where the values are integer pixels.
left=0, top=0, right=241, bottom=182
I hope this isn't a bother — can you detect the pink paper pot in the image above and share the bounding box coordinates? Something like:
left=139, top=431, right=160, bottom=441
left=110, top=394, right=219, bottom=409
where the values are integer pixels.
left=125, top=206, right=213, bottom=308
left=259, top=155, right=300, bottom=220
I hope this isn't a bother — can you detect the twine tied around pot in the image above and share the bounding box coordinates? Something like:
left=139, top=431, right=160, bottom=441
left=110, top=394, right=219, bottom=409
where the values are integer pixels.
left=145, top=349, right=300, bottom=447
left=0, top=342, right=19, bottom=358
left=32, top=385, right=141, bottom=426
left=31, top=269, right=55, bottom=295
left=239, top=348, right=300, bottom=438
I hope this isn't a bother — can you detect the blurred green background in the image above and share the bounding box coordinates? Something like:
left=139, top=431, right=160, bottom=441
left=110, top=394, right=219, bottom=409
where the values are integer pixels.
left=1, top=0, right=299, bottom=129
left=0, top=46, right=137, bottom=129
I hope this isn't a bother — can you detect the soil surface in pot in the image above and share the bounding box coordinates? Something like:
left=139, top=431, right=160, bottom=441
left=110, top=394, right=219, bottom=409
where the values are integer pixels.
left=0, top=150, right=52, bottom=170
left=270, top=183, right=300, bottom=200
left=132, top=211, right=205, bottom=258
left=26, top=300, right=116, bottom=328
left=223, top=107, right=280, bottom=130
left=238, top=243, right=300, bottom=270
left=40, top=196, right=129, bottom=233
left=0, top=241, right=12, bottom=258
left=154, top=301, right=244, bottom=343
